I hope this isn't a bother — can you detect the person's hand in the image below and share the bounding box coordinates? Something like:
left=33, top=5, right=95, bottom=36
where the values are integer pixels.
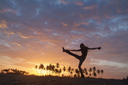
left=98, top=47, right=101, bottom=50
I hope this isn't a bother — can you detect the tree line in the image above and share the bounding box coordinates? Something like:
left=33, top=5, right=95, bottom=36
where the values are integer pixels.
left=35, top=63, right=104, bottom=78
left=1, top=68, right=29, bottom=75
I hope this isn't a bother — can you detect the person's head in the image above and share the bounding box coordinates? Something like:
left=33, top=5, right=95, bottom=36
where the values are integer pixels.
left=80, top=43, right=88, bottom=49
left=80, top=43, right=84, bottom=48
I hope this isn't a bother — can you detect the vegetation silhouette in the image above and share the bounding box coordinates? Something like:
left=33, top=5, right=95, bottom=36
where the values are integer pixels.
left=62, top=43, right=101, bottom=78
left=34, top=63, right=104, bottom=78
left=1, top=68, right=29, bottom=75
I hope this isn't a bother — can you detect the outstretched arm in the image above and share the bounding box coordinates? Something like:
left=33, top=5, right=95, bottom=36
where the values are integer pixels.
left=88, top=47, right=101, bottom=50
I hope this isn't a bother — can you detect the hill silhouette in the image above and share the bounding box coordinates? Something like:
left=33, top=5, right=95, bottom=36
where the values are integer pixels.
left=0, top=73, right=128, bottom=85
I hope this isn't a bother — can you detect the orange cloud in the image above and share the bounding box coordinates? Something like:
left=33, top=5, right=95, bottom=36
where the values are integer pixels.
left=61, top=22, right=68, bottom=26
left=0, top=8, right=17, bottom=14
left=11, top=42, right=21, bottom=46
left=30, top=28, right=41, bottom=34
left=82, top=5, right=97, bottom=10
left=75, top=1, right=83, bottom=6
left=104, top=15, right=113, bottom=19
left=4, top=30, right=14, bottom=35
left=0, top=20, right=8, bottom=28
left=18, top=33, right=28, bottom=39
left=59, top=0, right=69, bottom=5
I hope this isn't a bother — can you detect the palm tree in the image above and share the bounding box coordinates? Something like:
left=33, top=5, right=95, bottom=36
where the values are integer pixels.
left=101, top=70, right=104, bottom=78
left=93, top=66, right=96, bottom=77
left=46, top=65, right=50, bottom=75
left=55, top=69, right=59, bottom=76
left=51, top=65, right=55, bottom=75
left=63, top=66, right=66, bottom=72
left=84, top=68, right=87, bottom=72
left=75, top=69, right=80, bottom=78
left=97, top=69, right=100, bottom=78
left=68, top=66, right=71, bottom=77
left=74, top=74, right=77, bottom=78
left=58, top=69, right=62, bottom=76
left=63, top=66, right=66, bottom=76
left=93, top=66, right=96, bottom=72
left=49, top=63, right=52, bottom=75
left=71, top=68, right=74, bottom=77
left=84, top=68, right=88, bottom=77
left=70, top=71, right=73, bottom=77
left=39, top=63, right=44, bottom=76
left=56, top=63, right=59, bottom=69
left=35, top=65, right=38, bottom=75
left=93, top=71, right=97, bottom=78
left=89, top=68, right=92, bottom=77
left=71, top=68, right=74, bottom=72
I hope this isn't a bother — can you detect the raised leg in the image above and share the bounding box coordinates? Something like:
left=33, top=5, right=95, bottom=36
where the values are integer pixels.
left=62, top=47, right=80, bottom=60
left=62, top=47, right=66, bottom=52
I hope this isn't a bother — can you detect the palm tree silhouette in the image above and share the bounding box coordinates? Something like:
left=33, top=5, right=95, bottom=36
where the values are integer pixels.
left=55, top=69, right=59, bottom=76
left=33, top=63, right=104, bottom=78
left=74, top=74, right=77, bottom=78
left=49, top=63, right=52, bottom=75
left=56, top=63, right=59, bottom=69
left=93, top=71, right=97, bottom=78
left=63, top=66, right=66, bottom=76
left=75, top=69, right=80, bottom=78
left=93, top=66, right=96, bottom=72
left=56, top=63, right=59, bottom=76
left=89, top=68, right=92, bottom=77
left=58, top=69, right=62, bottom=76
left=93, top=66, right=96, bottom=77
left=101, top=70, right=104, bottom=78
left=46, top=65, right=50, bottom=75
left=97, top=69, right=100, bottom=78
left=39, top=63, right=44, bottom=76
left=71, top=68, right=74, bottom=77
left=84, top=68, right=88, bottom=77
left=51, top=64, right=55, bottom=75
left=35, top=65, right=38, bottom=75
left=68, top=66, right=71, bottom=77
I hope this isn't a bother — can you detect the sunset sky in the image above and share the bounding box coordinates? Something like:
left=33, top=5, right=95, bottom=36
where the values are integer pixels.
left=0, top=0, right=128, bottom=79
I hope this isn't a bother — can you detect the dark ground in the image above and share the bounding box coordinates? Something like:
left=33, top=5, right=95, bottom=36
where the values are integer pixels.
left=0, top=74, right=128, bottom=85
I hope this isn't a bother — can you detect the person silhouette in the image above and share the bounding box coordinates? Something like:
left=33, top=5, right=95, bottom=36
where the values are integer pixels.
left=62, top=43, right=101, bottom=78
